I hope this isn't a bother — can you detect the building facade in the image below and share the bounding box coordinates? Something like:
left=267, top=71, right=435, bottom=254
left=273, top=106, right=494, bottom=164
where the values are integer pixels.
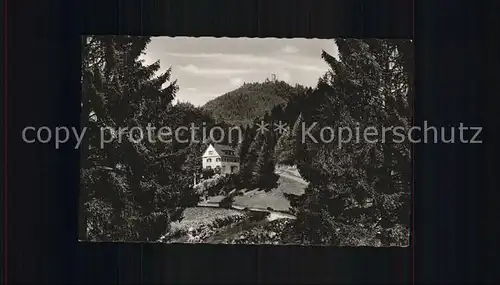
left=201, top=143, right=240, bottom=174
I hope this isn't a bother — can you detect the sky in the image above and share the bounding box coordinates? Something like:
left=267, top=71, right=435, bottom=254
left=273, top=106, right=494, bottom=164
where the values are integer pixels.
left=140, top=37, right=339, bottom=106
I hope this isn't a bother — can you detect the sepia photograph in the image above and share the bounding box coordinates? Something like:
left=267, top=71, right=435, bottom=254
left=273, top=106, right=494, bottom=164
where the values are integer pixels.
left=79, top=36, right=413, bottom=246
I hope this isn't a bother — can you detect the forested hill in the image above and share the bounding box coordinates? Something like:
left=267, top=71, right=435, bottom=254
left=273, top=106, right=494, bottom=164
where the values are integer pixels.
left=202, top=80, right=309, bottom=126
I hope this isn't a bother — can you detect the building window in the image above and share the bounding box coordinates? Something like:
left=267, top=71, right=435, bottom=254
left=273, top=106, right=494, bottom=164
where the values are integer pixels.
left=208, top=151, right=213, bottom=155
left=207, top=158, right=211, bottom=162
left=216, top=158, right=221, bottom=162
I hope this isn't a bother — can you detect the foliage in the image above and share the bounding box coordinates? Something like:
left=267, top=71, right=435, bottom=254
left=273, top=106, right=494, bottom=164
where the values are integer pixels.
left=80, top=36, right=201, bottom=242
left=202, top=80, right=309, bottom=126
left=214, top=166, right=222, bottom=175
left=219, top=195, right=235, bottom=209
left=253, top=132, right=279, bottom=189
left=237, top=121, right=279, bottom=190
left=274, top=114, right=303, bottom=165
left=291, top=39, right=413, bottom=246
left=161, top=210, right=247, bottom=243
left=202, top=168, right=215, bottom=179
left=195, top=173, right=239, bottom=197
left=223, top=219, right=297, bottom=244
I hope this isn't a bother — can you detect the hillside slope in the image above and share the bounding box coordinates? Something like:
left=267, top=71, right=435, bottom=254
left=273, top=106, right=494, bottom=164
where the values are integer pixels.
left=202, top=80, right=306, bottom=126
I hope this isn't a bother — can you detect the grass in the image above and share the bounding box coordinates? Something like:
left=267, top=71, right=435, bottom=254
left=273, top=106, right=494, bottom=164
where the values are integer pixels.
left=232, top=176, right=306, bottom=212
left=164, top=207, right=251, bottom=243
left=205, top=195, right=226, bottom=204
left=171, top=207, right=245, bottom=231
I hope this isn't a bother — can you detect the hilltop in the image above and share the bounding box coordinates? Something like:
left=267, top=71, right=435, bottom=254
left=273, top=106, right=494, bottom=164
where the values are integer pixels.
left=202, top=80, right=308, bottom=126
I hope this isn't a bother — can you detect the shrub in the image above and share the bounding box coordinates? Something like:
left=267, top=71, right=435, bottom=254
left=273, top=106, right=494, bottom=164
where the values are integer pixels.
left=223, top=219, right=296, bottom=244
left=220, top=173, right=241, bottom=194
left=247, top=211, right=269, bottom=221
left=202, top=168, right=215, bottom=179
left=214, top=166, right=222, bottom=175
left=219, top=195, right=234, bottom=209
left=195, top=174, right=230, bottom=196
left=182, top=213, right=247, bottom=243
left=377, top=224, right=410, bottom=246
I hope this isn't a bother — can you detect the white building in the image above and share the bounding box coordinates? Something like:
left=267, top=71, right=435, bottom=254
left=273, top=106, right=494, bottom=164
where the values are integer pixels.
left=201, top=143, right=240, bottom=174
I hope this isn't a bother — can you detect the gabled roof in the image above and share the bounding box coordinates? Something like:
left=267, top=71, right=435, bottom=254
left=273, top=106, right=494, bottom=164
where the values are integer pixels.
left=208, top=143, right=238, bottom=158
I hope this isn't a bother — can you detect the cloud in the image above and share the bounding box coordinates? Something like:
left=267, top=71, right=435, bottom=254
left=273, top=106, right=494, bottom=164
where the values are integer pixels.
left=230, top=77, right=243, bottom=86
left=142, top=37, right=340, bottom=106
left=179, top=64, right=257, bottom=75
left=282, top=45, right=299, bottom=54
left=166, top=53, right=325, bottom=72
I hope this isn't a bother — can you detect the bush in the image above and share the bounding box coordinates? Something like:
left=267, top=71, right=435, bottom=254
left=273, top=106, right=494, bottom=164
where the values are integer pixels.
left=220, top=173, right=242, bottom=194
left=377, top=224, right=410, bottom=246
left=183, top=214, right=247, bottom=243
left=202, top=168, right=215, bottom=179
left=224, top=219, right=296, bottom=244
left=334, top=223, right=382, bottom=247
left=219, top=195, right=234, bottom=209
left=214, top=166, right=222, bottom=175
left=195, top=174, right=228, bottom=196
left=247, top=211, right=269, bottom=221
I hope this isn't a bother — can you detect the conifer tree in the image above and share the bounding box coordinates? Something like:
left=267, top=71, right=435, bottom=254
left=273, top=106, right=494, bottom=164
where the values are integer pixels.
left=244, top=130, right=264, bottom=187
left=275, top=113, right=302, bottom=166
left=80, top=36, right=199, bottom=242
left=292, top=39, right=413, bottom=246
left=274, top=128, right=295, bottom=165
left=254, top=131, right=277, bottom=189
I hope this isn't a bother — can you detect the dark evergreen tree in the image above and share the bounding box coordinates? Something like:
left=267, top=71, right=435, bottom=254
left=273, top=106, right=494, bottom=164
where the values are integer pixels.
left=275, top=113, right=303, bottom=166
left=80, top=36, right=200, bottom=242
left=254, top=131, right=278, bottom=189
left=292, top=39, right=413, bottom=246
left=274, top=129, right=293, bottom=165
left=242, top=129, right=263, bottom=187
